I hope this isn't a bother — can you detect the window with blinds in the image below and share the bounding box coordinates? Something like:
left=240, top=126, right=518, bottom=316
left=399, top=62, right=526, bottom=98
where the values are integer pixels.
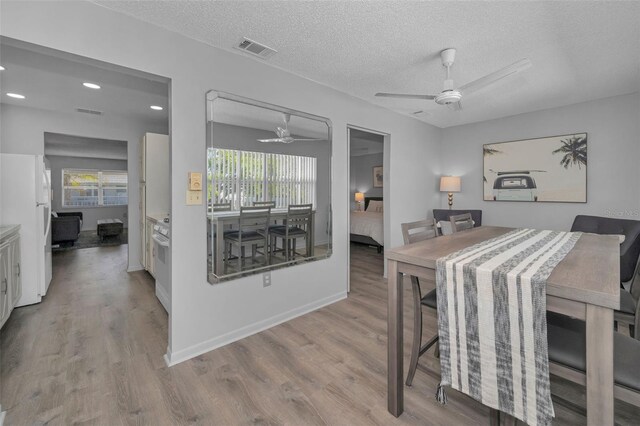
left=62, top=169, right=128, bottom=207
left=208, top=148, right=316, bottom=209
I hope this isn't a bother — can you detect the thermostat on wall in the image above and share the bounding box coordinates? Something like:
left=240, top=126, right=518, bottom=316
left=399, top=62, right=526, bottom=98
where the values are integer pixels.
left=188, top=172, right=202, bottom=191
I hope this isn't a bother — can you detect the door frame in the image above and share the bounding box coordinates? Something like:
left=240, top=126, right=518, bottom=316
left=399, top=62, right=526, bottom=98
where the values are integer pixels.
left=346, top=125, right=390, bottom=292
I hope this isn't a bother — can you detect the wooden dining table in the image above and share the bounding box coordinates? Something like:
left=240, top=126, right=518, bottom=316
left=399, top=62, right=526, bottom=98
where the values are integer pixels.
left=386, top=226, right=620, bottom=425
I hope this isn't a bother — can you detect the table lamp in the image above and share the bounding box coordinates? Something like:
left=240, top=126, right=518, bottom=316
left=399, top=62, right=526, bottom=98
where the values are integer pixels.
left=355, top=192, right=365, bottom=211
left=440, top=176, right=461, bottom=209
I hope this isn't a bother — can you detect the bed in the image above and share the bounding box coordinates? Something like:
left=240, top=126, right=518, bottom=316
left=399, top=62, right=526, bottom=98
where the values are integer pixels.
left=350, top=197, right=384, bottom=253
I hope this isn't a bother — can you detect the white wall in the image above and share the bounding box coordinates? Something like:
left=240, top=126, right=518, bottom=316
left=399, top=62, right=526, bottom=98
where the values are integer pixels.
left=47, top=155, right=128, bottom=231
left=0, top=1, right=442, bottom=364
left=440, top=93, right=640, bottom=230
left=350, top=152, right=383, bottom=210
left=0, top=103, right=167, bottom=268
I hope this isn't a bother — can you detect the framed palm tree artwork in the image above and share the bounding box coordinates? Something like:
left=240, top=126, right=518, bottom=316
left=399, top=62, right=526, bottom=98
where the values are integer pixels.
left=483, top=133, right=587, bottom=203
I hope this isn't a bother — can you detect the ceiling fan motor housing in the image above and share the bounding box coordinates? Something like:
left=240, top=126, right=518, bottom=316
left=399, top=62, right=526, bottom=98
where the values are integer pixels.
left=435, top=90, right=462, bottom=105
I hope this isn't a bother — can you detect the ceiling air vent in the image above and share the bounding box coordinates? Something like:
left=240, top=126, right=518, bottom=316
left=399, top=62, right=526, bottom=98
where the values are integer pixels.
left=235, top=38, right=277, bottom=59
left=76, top=108, right=103, bottom=116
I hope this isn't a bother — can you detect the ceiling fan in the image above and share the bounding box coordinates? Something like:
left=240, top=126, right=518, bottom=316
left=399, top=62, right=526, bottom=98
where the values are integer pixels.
left=257, top=114, right=325, bottom=144
left=375, top=48, right=531, bottom=111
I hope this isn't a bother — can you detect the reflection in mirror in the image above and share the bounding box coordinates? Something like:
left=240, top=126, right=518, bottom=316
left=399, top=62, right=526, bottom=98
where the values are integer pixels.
left=206, top=91, right=332, bottom=283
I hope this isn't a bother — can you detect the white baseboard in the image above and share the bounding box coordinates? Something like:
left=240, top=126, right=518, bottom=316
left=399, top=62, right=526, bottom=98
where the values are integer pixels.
left=127, top=264, right=144, bottom=273
left=164, top=291, right=347, bottom=366
left=155, top=282, right=170, bottom=314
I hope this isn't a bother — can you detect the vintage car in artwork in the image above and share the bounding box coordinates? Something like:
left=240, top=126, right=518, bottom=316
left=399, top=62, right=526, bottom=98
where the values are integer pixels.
left=492, top=171, right=540, bottom=201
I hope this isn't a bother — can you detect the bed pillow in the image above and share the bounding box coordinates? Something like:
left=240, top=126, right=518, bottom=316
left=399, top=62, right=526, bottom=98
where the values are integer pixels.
left=366, top=200, right=383, bottom=213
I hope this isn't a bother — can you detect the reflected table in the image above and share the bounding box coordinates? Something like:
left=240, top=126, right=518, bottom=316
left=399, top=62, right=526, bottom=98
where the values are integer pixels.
left=208, top=210, right=315, bottom=276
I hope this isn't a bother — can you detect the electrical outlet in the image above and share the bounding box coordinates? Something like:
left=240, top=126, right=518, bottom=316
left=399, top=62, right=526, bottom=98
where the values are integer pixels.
left=263, top=272, right=271, bottom=287
left=186, top=190, right=202, bottom=205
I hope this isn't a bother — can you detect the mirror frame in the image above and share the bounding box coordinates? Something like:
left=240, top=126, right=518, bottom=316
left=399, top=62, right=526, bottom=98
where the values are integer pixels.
left=206, top=90, right=333, bottom=284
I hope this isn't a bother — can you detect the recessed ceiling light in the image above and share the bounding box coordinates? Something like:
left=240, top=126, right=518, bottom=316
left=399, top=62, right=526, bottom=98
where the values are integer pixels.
left=0, top=66, right=5, bottom=71
left=6, top=93, right=26, bottom=99
left=150, top=105, right=163, bottom=111
left=83, top=82, right=101, bottom=89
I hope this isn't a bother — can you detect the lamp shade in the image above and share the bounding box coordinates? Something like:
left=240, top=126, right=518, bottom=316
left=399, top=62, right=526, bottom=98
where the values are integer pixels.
left=354, top=192, right=365, bottom=202
left=440, top=176, right=461, bottom=192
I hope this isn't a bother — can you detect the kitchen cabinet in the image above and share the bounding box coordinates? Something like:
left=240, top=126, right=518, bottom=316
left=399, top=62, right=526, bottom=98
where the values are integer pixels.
left=0, top=225, right=22, bottom=329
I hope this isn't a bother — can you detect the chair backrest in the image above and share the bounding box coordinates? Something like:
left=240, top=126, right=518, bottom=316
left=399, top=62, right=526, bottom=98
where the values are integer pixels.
left=450, top=213, right=474, bottom=233
left=253, top=201, right=276, bottom=208
left=212, top=202, right=232, bottom=212
left=401, top=219, right=438, bottom=245
left=433, top=209, right=482, bottom=225
left=238, top=206, right=271, bottom=233
left=285, top=204, right=312, bottom=233
left=571, top=215, right=640, bottom=286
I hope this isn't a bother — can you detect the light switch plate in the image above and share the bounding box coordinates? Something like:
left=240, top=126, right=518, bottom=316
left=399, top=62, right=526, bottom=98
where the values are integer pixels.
left=263, top=272, right=271, bottom=287
left=186, top=190, right=202, bottom=205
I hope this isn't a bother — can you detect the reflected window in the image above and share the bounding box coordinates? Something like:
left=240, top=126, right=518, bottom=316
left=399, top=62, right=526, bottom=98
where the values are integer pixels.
left=208, top=148, right=317, bottom=210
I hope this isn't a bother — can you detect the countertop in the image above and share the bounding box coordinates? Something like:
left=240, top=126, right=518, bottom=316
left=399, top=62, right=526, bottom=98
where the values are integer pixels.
left=146, top=213, right=169, bottom=224
left=0, top=225, right=21, bottom=241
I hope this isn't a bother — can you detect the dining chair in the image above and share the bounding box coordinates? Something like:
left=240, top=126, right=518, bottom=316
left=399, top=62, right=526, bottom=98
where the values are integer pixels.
left=211, top=202, right=237, bottom=262
left=547, top=311, right=640, bottom=408
left=400, top=219, right=440, bottom=387
left=269, top=204, right=312, bottom=262
left=223, top=206, right=271, bottom=273
left=433, top=209, right=482, bottom=236
left=252, top=201, right=276, bottom=208
left=571, top=215, right=640, bottom=339
left=449, top=212, right=474, bottom=233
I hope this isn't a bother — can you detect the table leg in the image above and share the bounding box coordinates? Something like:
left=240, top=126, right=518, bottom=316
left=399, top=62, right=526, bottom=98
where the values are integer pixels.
left=585, top=304, right=614, bottom=426
left=388, top=259, right=403, bottom=417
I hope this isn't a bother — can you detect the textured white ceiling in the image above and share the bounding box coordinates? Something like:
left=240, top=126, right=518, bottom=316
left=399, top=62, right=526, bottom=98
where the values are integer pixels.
left=93, top=1, right=640, bottom=128
left=0, top=39, right=169, bottom=125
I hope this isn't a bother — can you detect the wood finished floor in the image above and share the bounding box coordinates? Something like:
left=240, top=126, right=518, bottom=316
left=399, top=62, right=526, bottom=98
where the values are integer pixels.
left=1, top=243, right=639, bottom=425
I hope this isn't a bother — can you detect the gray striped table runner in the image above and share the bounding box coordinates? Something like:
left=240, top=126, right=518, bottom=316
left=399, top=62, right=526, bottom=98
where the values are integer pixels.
left=435, top=229, right=582, bottom=426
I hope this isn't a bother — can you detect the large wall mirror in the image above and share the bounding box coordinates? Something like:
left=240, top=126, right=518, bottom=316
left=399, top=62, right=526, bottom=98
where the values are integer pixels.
left=206, top=91, right=332, bottom=283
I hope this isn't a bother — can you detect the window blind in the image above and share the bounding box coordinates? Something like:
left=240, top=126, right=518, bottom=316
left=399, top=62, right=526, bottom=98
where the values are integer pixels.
left=209, top=148, right=316, bottom=209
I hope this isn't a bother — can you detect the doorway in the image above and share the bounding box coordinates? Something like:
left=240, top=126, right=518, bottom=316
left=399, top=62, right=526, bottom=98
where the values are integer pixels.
left=347, top=126, right=390, bottom=292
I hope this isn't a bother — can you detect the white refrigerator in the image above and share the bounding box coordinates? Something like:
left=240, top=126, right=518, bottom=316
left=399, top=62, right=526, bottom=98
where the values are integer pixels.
left=0, top=153, right=52, bottom=306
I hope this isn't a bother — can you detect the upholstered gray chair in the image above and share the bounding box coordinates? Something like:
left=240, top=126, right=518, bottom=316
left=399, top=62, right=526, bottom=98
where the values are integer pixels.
left=269, top=204, right=312, bottom=261
left=571, top=215, right=640, bottom=338
left=223, top=206, right=271, bottom=273
left=400, top=219, right=439, bottom=386
left=547, top=311, right=640, bottom=408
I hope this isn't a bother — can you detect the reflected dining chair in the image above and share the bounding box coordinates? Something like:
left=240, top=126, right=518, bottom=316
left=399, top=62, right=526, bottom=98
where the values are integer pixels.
left=450, top=212, right=474, bottom=233
left=269, top=204, right=312, bottom=262
left=400, top=219, right=440, bottom=386
left=223, top=206, right=271, bottom=273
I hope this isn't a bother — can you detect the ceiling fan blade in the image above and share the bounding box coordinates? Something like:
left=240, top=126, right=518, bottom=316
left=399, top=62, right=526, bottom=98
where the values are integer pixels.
left=257, top=138, right=285, bottom=143
left=447, top=101, right=463, bottom=111
left=291, top=138, right=325, bottom=142
left=457, top=58, right=531, bottom=95
left=375, top=92, right=437, bottom=100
